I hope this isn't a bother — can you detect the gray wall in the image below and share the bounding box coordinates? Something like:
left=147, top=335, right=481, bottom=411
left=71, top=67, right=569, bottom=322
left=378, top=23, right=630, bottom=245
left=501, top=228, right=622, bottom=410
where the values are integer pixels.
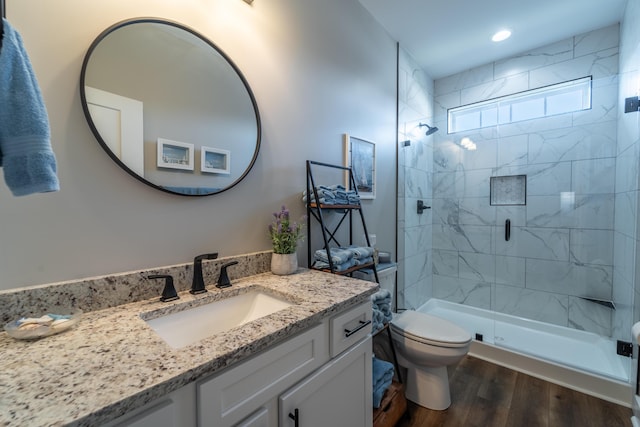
left=0, top=0, right=397, bottom=291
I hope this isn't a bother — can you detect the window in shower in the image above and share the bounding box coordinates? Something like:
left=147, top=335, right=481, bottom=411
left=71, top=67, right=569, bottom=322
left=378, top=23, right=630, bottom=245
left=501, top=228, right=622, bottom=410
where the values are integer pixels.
left=447, top=76, right=592, bottom=133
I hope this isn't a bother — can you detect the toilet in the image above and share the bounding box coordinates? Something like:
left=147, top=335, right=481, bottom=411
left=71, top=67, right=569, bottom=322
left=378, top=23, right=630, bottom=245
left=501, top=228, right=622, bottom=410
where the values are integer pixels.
left=390, top=310, right=472, bottom=410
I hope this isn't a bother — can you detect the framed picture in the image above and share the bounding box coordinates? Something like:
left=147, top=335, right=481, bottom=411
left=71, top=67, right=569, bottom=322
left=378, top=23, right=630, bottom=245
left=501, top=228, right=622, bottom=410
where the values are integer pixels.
left=343, top=134, right=375, bottom=199
left=201, top=146, right=231, bottom=174
left=157, top=138, right=194, bottom=171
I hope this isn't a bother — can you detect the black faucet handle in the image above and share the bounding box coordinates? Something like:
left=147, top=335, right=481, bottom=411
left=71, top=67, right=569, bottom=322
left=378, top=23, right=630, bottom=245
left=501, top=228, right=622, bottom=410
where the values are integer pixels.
left=191, top=252, right=219, bottom=295
left=148, top=275, right=180, bottom=302
left=217, top=261, right=239, bottom=288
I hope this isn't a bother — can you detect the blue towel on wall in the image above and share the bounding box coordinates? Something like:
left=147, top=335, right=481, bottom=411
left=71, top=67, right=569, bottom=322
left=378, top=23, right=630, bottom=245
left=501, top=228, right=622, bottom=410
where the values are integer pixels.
left=0, top=18, right=59, bottom=196
left=372, top=357, right=394, bottom=408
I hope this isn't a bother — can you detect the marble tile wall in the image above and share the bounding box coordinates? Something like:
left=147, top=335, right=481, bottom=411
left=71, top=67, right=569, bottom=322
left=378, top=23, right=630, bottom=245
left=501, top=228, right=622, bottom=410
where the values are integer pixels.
left=431, top=24, right=623, bottom=336
left=617, top=0, right=640, bottom=345
left=397, top=48, right=435, bottom=310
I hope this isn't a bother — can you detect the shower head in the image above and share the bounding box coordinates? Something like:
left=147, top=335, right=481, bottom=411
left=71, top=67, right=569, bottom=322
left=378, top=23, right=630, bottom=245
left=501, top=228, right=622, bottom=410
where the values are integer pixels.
left=418, top=123, right=439, bottom=136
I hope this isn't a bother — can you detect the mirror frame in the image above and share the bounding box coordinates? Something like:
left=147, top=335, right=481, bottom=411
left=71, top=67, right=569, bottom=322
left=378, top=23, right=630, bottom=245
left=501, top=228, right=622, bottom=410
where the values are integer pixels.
left=79, top=18, right=262, bottom=197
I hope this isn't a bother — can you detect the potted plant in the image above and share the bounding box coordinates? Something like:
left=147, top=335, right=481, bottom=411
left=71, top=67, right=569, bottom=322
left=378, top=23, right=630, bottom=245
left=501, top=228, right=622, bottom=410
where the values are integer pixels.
left=268, top=206, right=304, bottom=275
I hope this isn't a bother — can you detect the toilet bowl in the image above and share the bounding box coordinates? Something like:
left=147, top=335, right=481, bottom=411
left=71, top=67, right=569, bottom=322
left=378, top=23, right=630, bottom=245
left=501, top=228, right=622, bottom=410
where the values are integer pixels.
left=390, top=310, right=472, bottom=410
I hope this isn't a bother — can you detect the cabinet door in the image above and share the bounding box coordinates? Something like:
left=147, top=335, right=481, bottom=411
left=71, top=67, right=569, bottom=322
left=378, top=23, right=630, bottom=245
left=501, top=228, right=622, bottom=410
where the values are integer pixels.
left=103, top=383, right=196, bottom=427
left=198, top=324, right=328, bottom=427
left=279, top=336, right=372, bottom=427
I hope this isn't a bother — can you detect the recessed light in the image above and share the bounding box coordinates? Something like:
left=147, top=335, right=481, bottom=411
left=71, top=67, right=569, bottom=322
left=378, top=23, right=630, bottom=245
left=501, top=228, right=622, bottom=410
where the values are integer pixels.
left=492, top=30, right=511, bottom=42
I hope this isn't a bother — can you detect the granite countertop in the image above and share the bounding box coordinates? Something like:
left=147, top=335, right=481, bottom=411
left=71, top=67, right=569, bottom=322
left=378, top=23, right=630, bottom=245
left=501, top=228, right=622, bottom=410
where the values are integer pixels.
left=0, top=269, right=378, bottom=427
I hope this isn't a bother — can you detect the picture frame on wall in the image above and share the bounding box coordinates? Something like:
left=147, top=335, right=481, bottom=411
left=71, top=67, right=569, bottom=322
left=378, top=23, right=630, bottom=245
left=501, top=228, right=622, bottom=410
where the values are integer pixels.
left=157, top=138, right=194, bottom=171
left=201, top=146, right=231, bottom=174
left=343, top=134, right=375, bottom=199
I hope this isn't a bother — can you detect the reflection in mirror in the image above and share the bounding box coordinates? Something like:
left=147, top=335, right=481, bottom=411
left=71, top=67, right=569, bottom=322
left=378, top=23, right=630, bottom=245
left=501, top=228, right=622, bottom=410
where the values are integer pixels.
left=80, top=19, right=261, bottom=196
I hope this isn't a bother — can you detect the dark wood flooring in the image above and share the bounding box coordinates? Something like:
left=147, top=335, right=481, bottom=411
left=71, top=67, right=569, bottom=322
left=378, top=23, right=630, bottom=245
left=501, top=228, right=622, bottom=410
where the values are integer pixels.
left=396, top=356, right=632, bottom=427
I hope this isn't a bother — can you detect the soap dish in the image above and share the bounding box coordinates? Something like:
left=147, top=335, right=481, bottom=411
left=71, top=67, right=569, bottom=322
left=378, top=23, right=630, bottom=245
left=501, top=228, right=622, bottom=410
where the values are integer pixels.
left=4, top=309, right=82, bottom=340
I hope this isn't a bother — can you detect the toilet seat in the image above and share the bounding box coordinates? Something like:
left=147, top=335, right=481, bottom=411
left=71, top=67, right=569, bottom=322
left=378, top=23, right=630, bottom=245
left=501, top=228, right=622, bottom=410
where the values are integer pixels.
left=391, top=310, right=471, bottom=348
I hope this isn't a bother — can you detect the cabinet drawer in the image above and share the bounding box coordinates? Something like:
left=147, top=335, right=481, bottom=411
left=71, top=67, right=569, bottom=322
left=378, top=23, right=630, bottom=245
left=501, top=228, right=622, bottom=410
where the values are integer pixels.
left=330, top=302, right=372, bottom=357
left=198, top=324, right=328, bottom=427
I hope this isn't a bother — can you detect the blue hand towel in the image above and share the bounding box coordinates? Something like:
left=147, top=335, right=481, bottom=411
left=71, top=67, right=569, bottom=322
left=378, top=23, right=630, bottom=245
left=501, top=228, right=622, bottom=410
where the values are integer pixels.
left=371, top=306, right=385, bottom=333
left=371, top=289, right=391, bottom=303
left=347, top=245, right=375, bottom=259
left=372, top=357, right=394, bottom=408
left=313, top=257, right=357, bottom=272
left=0, top=18, right=59, bottom=196
left=314, top=247, right=353, bottom=265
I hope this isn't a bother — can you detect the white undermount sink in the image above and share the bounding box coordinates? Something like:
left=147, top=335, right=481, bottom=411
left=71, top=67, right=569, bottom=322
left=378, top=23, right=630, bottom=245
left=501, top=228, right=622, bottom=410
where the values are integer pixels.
left=144, top=289, right=294, bottom=349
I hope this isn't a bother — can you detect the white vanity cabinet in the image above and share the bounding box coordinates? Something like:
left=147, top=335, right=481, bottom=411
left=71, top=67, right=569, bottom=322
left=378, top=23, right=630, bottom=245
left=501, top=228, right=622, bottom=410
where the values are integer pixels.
left=198, top=301, right=372, bottom=427
left=279, top=336, right=372, bottom=427
left=102, top=301, right=372, bottom=427
left=102, top=383, right=196, bottom=427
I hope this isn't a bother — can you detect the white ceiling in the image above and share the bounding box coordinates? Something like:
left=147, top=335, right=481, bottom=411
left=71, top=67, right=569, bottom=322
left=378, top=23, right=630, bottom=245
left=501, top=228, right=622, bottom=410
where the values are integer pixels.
left=358, top=0, right=628, bottom=79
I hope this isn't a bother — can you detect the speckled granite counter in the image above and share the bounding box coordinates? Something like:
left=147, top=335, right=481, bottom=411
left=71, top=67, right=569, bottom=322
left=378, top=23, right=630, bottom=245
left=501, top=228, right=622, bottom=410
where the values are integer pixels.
left=0, top=268, right=378, bottom=427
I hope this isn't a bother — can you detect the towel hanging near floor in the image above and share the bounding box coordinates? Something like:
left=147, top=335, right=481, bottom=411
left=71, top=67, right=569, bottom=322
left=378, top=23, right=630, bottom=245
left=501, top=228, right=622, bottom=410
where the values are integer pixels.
left=0, top=18, right=59, bottom=196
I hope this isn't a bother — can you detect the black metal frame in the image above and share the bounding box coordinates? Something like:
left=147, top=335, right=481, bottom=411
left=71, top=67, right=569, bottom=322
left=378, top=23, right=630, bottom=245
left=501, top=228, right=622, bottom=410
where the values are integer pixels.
left=305, top=160, right=379, bottom=282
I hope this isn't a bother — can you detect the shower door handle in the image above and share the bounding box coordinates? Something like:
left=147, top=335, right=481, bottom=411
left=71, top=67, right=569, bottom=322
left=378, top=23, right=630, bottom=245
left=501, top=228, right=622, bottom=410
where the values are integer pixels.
left=505, top=219, right=511, bottom=241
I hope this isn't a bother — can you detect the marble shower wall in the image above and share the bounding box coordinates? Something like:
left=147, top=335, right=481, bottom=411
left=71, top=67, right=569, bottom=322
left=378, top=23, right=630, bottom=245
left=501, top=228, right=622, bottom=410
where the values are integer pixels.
left=618, top=0, right=640, bottom=344
left=432, top=24, right=622, bottom=336
left=397, top=48, right=435, bottom=310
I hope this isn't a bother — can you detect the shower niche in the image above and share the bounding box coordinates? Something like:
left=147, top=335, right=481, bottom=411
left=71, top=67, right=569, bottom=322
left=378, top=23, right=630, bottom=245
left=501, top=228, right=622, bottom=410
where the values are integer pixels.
left=489, top=175, right=526, bottom=206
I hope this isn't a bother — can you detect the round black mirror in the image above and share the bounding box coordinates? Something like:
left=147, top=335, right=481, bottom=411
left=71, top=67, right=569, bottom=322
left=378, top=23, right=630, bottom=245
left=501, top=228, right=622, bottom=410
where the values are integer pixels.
left=80, top=18, right=261, bottom=196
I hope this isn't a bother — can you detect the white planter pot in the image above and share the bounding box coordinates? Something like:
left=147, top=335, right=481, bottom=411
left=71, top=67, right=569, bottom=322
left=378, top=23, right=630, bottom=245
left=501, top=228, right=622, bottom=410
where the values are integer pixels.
left=271, top=253, right=298, bottom=275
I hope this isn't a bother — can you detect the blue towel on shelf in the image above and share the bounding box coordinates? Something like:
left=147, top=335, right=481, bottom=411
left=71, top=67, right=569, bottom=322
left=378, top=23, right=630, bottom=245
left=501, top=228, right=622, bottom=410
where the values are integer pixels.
left=371, top=289, right=391, bottom=303
left=372, top=357, right=394, bottom=408
left=371, top=306, right=385, bottom=333
left=354, top=256, right=374, bottom=266
left=0, top=18, right=59, bottom=196
left=314, top=247, right=353, bottom=265
left=348, top=245, right=375, bottom=259
left=314, top=257, right=357, bottom=272
left=371, top=289, right=393, bottom=331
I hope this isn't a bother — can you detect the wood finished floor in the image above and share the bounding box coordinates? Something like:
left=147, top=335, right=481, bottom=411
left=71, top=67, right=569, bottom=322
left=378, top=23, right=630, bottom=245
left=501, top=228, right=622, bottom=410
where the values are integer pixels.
left=396, top=356, right=632, bottom=427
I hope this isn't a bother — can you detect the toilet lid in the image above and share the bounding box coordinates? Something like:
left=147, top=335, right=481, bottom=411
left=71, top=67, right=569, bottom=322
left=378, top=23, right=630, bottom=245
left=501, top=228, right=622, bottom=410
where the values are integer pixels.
left=390, top=310, right=471, bottom=346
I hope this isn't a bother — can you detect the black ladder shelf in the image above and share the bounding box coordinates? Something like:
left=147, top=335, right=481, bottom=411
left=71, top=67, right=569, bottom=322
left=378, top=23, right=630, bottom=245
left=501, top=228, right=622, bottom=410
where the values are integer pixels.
left=305, top=160, right=402, bottom=385
left=305, top=160, right=379, bottom=282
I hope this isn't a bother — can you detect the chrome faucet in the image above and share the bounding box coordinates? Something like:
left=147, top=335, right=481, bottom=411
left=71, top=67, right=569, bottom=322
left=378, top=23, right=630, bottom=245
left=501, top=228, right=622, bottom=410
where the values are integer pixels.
left=191, top=253, right=218, bottom=294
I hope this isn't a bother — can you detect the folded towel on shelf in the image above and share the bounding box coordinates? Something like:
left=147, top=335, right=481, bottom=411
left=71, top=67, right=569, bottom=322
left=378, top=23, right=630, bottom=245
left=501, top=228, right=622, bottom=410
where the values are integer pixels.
left=348, top=245, right=375, bottom=259
left=0, top=18, right=59, bottom=196
left=371, top=289, right=393, bottom=329
left=313, top=258, right=357, bottom=272
left=371, top=288, right=391, bottom=304
left=372, top=357, right=395, bottom=408
left=303, top=183, right=362, bottom=206
left=354, top=256, right=374, bottom=266
left=314, top=247, right=353, bottom=265
left=371, top=306, right=385, bottom=334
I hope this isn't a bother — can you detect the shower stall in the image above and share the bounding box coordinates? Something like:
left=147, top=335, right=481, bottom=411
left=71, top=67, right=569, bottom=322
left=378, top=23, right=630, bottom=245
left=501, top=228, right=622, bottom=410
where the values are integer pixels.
left=396, top=20, right=640, bottom=404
